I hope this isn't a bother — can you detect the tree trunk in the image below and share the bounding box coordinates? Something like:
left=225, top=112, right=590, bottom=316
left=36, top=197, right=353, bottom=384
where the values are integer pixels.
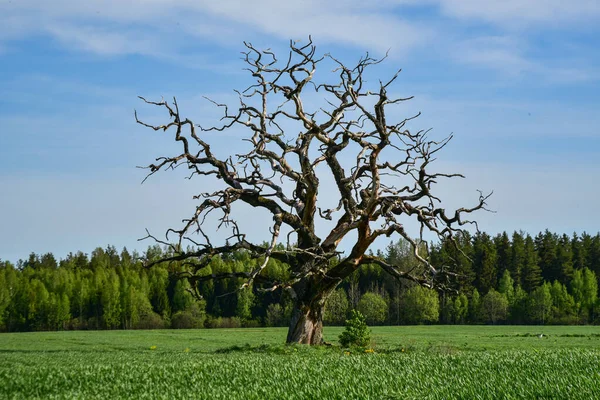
left=286, top=273, right=339, bottom=345
left=286, top=297, right=326, bottom=344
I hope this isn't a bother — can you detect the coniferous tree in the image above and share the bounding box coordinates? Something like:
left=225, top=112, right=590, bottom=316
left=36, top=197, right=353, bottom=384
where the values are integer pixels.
left=522, top=235, right=542, bottom=292
left=40, top=253, right=58, bottom=270
left=556, top=234, right=574, bottom=285
left=536, top=230, right=559, bottom=283
left=510, top=231, right=526, bottom=287
left=589, top=234, right=600, bottom=287
left=24, top=253, right=40, bottom=270
left=148, top=267, right=170, bottom=319
left=473, top=233, right=498, bottom=294
left=581, top=233, right=594, bottom=271
left=434, top=233, right=475, bottom=294
left=494, top=232, right=511, bottom=282
left=3, top=228, right=600, bottom=330
left=571, top=233, right=586, bottom=271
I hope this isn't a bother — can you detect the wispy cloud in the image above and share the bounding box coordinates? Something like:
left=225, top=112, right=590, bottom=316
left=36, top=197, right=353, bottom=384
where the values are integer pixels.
left=2, top=0, right=598, bottom=82
left=450, top=35, right=598, bottom=84
left=0, top=0, right=433, bottom=57
left=436, top=0, right=600, bottom=27
left=454, top=36, right=533, bottom=74
left=44, top=24, right=165, bottom=57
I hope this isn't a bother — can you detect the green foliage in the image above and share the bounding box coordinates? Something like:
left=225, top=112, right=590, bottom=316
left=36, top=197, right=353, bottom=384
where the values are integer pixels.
left=338, top=310, right=371, bottom=348
left=265, top=304, right=285, bottom=327
left=101, top=270, right=121, bottom=329
left=171, top=280, right=194, bottom=313
left=497, top=270, right=514, bottom=304
left=510, top=231, right=525, bottom=285
left=235, top=287, right=255, bottom=321
left=522, top=235, right=542, bottom=292
left=205, top=316, right=242, bottom=329
left=401, top=286, right=439, bottom=324
left=528, top=283, right=553, bottom=324
left=171, top=302, right=207, bottom=329
left=3, top=229, right=600, bottom=332
left=481, top=289, right=508, bottom=324
left=357, top=292, right=387, bottom=325
left=449, top=293, right=469, bottom=324
left=473, top=232, right=498, bottom=293
left=469, top=288, right=481, bottom=323
left=323, top=289, right=349, bottom=325
left=510, top=284, right=528, bottom=323
left=0, top=264, right=17, bottom=327
left=549, top=280, right=576, bottom=323
left=572, top=268, right=598, bottom=321
left=557, top=234, right=574, bottom=284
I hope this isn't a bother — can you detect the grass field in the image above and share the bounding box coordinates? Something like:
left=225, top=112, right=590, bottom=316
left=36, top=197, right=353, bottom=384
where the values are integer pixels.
left=1, top=326, right=599, bottom=399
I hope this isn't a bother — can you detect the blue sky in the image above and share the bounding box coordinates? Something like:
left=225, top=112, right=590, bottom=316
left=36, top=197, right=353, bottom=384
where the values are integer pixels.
left=1, top=0, right=599, bottom=263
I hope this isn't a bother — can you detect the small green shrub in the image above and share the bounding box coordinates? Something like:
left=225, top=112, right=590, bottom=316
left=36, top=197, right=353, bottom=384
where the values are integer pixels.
left=242, top=319, right=261, bottom=328
left=171, top=311, right=204, bottom=329
left=205, top=316, right=242, bottom=328
left=133, top=312, right=167, bottom=330
left=338, top=309, right=370, bottom=348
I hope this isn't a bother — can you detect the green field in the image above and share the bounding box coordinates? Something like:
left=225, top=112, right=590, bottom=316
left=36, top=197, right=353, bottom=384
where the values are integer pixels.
left=1, top=326, right=600, bottom=399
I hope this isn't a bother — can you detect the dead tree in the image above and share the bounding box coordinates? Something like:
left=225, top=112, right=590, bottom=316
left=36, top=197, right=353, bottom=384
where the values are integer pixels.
left=135, top=38, right=490, bottom=345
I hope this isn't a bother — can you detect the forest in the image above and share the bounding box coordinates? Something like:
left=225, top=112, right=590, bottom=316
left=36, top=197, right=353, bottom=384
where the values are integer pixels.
left=0, top=229, right=598, bottom=332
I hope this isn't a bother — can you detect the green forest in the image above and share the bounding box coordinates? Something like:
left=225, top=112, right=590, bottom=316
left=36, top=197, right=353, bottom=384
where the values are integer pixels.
left=1, top=229, right=599, bottom=332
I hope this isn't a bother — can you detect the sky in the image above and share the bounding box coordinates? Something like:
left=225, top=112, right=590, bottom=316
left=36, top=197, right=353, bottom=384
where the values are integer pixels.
left=1, top=0, right=599, bottom=263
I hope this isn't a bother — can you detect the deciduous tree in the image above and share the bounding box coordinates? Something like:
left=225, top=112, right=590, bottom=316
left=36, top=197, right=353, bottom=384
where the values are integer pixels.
left=135, top=39, right=489, bottom=344
left=323, top=288, right=349, bottom=325
left=401, top=285, right=440, bottom=324
left=481, top=289, right=508, bottom=324
left=357, top=292, right=388, bottom=325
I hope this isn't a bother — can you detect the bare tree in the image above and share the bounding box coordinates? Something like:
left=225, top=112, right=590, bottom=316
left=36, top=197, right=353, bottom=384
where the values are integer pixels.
left=135, top=38, right=490, bottom=345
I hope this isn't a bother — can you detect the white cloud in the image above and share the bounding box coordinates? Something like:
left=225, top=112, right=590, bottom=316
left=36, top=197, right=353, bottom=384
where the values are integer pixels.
left=1, top=0, right=598, bottom=82
left=44, top=24, right=164, bottom=57
left=0, top=0, right=433, bottom=57
left=448, top=35, right=598, bottom=84
left=453, top=36, right=533, bottom=73
left=437, top=0, right=600, bottom=27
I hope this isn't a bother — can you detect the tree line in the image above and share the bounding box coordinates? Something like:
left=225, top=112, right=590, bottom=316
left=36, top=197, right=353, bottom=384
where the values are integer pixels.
left=0, top=229, right=599, bottom=332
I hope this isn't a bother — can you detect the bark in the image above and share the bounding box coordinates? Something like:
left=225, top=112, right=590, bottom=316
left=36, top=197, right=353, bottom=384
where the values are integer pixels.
left=286, top=277, right=334, bottom=345
left=286, top=300, right=325, bottom=345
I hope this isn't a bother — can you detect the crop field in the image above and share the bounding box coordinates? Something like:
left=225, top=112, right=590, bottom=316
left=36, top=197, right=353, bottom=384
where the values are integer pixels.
left=1, top=326, right=600, bottom=399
